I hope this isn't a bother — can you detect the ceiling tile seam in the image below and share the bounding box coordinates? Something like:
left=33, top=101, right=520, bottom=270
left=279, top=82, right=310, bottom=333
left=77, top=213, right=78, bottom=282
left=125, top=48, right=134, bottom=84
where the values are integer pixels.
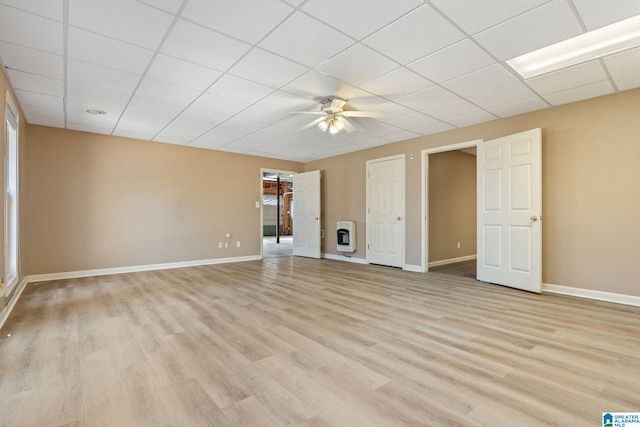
left=62, top=0, right=69, bottom=128
left=168, top=4, right=326, bottom=146
left=66, top=24, right=158, bottom=57
left=109, top=0, right=194, bottom=136
left=0, top=2, right=63, bottom=23
left=427, top=0, right=553, bottom=107
left=131, top=0, right=178, bottom=16
left=564, top=0, right=620, bottom=93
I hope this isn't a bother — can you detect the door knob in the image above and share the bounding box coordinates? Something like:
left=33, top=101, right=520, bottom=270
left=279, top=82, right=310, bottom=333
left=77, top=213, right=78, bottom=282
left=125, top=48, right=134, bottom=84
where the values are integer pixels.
left=530, top=215, right=538, bottom=221
left=397, top=216, right=402, bottom=220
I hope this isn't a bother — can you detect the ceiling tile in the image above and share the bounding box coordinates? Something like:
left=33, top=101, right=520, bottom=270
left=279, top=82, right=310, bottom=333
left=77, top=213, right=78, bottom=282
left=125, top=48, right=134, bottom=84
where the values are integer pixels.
left=146, top=54, right=222, bottom=91
left=603, top=47, right=640, bottom=78
left=611, top=72, right=640, bottom=91
left=181, top=0, right=293, bottom=44
left=116, top=110, right=171, bottom=135
left=542, top=80, right=615, bottom=106
left=442, top=64, right=519, bottom=98
left=316, top=44, right=398, bottom=86
left=6, top=69, right=63, bottom=96
left=67, top=83, right=131, bottom=109
left=424, top=100, right=485, bottom=121
left=474, top=0, right=583, bottom=61
left=136, top=78, right=201, bottom=106
left=408, top=39, right=495, bottom=83
left=67, top=123, right=113, bottom=135
left=0, top=0, right=64, bottom=21
left=360, top=68, right=433, bottom=99
left=395, top=85, right=460, bottom=111
left=448, top=110, right=497, bottom=128
left=430, top=0, right=548, bottom=35
left=67, top=59, right=140, bottom=94
left=0, top=5, right=63, bottom=54
left=281, top=71, right=355, bottom=101
left=156, top=118, right=214, bottom=141
left=112, top=129, right=155, bottom=140
left=207, top=74, right=275, bottom=104
left=216, top=117, right=266, bottom=137
left=14, top=89, right=63, bottom=110
left=177, top=107, right=229, bottom=127
left=233, top=105, right=289, bottom=125
left=229, top=48, right=309, bottom=88
left=370, top=102, right=419, bottom=121
left=0, top=41, right=63, bottom=79
left=69, top=0, right=173, bottom=49
left=469, top=83, right=538, bottom=109
left=68, top=27, right=154, bottom=75
left=127, top=96, right=186, bottom=119
left=152, top=136, right=189, bottom=146
left=253, top=90, right=316, bottom=113
left=135, top=0, right=183, bottom=14
left=363, top=5, right=464, bottom=64
left=488, top=97, right=549, bottom=118
left=388, top=112, right=440, bottom=132
left=259, top=13, right=354, bottom=68
left=572, top=0, right=640, bottom=30
left=162, top=19, right=251, bottom=71
left=21, top=104, right=65, bottom=127
left=525, top=61, right=608, bottom=95
left=302, top=0, right=422, bottom=40
left=191, top=92, right=249, bottom=116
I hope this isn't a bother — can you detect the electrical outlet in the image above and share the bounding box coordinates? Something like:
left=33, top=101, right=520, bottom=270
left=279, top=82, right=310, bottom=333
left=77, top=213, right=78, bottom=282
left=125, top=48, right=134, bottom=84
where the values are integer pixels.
left=224, top=242, right=229, bottom=248
left=218, top=242, right=222, bottom=249
left=236, top=241, right=240, bottom=248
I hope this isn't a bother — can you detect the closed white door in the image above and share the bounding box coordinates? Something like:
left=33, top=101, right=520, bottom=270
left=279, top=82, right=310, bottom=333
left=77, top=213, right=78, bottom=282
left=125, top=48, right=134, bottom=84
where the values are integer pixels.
left=367, top=155, right=404, bottom=268
left=292, top=170, right=321, bottom=259
left=477, top=128, right=542, bottom=292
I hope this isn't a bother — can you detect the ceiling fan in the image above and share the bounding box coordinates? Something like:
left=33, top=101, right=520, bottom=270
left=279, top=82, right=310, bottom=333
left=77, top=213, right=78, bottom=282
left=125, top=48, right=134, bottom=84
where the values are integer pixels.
left=294, top=97, right=383, bottom=134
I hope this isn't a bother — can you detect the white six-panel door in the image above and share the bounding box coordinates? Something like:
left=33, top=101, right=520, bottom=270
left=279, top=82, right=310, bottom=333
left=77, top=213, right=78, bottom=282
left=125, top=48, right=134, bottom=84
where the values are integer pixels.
left=477, top=128, right=542, bottom=293
left=292, top=170, right=321, bottom=259
left=367, top=155, right=404, bottom=268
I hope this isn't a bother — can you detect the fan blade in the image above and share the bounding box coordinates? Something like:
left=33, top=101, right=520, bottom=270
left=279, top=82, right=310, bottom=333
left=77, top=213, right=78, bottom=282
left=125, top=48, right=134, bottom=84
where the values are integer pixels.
left=340, top=117, right=356, bottom=133
left=330, top=98, right=346, bottom=111
left=300, top=116, right=328, bottom=131
left=341, top=110, right=384, bottom=118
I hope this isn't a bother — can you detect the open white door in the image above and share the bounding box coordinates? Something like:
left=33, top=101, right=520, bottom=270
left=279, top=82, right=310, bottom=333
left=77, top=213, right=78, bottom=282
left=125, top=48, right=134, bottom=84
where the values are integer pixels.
left=367, top=155, right=404, bottom=268
left=477, top=128, right=542, bottom=292
left=292, top=170, right=321, bottom=259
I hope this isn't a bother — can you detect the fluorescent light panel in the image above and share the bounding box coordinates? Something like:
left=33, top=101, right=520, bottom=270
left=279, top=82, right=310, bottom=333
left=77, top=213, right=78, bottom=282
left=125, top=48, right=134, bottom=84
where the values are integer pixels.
left=507, top=14, right=640, bottom=79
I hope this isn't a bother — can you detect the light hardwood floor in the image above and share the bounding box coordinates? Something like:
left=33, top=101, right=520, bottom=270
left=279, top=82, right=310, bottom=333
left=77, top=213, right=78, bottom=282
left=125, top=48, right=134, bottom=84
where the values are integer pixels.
left=1, top=257, right=639, bottom=426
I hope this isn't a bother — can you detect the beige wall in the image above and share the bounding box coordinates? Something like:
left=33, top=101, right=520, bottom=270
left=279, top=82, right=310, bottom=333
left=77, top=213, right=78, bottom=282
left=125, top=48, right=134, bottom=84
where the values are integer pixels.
left=428, top=150, right=476, bottom=263
left=308, top=88, right=640, bottom=297
left=24, top=126, right=303, bottom=274
left=1, top=67, right=28, bottom=311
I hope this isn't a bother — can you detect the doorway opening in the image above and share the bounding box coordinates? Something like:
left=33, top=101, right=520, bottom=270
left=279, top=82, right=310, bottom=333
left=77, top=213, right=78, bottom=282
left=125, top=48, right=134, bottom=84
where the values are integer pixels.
left=421, top=140, right=481, bottom=274
left=262, top=170, right=294, bottom=258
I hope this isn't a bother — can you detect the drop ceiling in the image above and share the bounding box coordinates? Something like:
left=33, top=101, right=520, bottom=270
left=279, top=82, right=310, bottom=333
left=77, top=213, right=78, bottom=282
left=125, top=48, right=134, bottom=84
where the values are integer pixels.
left=1, top=0, right=639, bottom=162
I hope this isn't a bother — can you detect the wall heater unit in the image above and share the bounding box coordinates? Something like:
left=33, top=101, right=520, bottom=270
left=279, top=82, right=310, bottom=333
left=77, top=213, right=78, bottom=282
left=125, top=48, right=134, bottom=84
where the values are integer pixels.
left=337, top=221, right=356, bottom=253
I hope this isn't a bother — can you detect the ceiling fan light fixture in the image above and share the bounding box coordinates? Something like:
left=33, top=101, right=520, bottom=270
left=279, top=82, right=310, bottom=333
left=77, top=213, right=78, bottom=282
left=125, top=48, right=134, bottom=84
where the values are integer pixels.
left=329, top=118, right=344, bottom=134
left=318, top=119, right=330, bottom=132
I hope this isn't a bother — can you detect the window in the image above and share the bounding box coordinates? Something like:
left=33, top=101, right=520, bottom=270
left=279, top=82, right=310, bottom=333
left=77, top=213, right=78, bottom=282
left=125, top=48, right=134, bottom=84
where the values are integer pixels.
left=5, top=100, right=18, bottom=290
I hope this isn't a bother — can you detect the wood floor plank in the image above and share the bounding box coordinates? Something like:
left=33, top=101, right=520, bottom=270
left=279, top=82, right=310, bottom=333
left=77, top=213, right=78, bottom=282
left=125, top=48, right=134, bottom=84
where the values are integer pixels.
left=1, top=257, right=639, bottom=426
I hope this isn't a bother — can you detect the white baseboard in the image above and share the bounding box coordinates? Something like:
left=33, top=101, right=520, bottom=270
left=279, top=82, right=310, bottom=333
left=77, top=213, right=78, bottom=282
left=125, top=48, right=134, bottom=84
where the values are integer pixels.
left=26, top=255, right=262, bottom=283
left=0, top=277, right=28, bottom=331
left=322, top=253, right=368, bottom=264
left=403, top=264, right=423, bottom=273
left=428, top=254, right=477, bottom=268
left=543, top=283, right=640, bottom=307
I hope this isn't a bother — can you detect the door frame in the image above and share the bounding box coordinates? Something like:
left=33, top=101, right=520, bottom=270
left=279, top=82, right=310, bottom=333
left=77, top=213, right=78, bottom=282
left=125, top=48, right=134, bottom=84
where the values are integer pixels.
left=260, top=168, right=297, bottom=259
left=420, top=140, right=482, bottom=273
left=366, top=154, right=406, bottom=268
